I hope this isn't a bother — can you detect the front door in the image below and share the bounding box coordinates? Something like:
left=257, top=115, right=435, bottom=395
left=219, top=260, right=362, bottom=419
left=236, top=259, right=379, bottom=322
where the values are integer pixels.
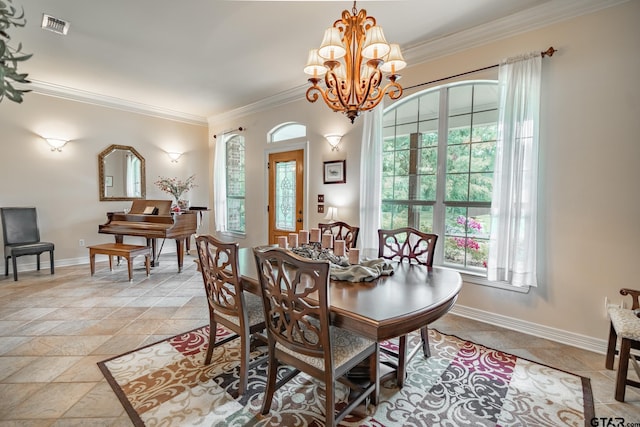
left=268, top=149, right=304, bottom=244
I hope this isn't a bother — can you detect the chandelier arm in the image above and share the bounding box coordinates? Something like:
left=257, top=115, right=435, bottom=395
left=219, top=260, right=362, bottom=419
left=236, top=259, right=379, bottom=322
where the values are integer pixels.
left=325, top=70, right=351, bottom=110
left=381, top=80, right=404, bottom=100
left=307, top=75, right=349, bottom=113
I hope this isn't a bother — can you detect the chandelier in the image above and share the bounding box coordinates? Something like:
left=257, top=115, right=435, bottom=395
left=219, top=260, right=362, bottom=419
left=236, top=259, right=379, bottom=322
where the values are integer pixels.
left=304, top=1, right=406, bottom=123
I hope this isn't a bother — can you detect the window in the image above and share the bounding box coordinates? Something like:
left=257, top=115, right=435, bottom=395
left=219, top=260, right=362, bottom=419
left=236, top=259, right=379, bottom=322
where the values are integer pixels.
left=226, top=134, right=245, bottom=233
left=381, top=81, right=498, bottom=274
left=269, top=122, right=306, bottom=143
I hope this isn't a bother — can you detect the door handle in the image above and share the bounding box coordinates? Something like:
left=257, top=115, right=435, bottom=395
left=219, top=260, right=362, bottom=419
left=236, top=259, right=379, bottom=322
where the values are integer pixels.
left=297, top=218, right=302, bottom=223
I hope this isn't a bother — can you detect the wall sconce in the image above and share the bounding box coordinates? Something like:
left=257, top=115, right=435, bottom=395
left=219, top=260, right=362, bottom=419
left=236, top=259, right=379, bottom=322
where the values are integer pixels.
left=324, top=206, right=338, bottom=222
left=167, top=152, right=182, bottom=163
left=325, top=135, right=342, bottom=151
left=45, top=138, right=68, bottom=152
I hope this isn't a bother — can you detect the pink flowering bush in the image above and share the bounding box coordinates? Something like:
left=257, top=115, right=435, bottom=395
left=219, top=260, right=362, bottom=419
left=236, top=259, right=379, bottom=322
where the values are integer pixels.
left=445, top=214, right=488, bottom=269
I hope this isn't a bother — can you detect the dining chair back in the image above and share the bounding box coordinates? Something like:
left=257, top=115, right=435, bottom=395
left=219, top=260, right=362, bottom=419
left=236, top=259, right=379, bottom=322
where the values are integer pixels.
left=606, top=288, right=640, bottom=401
left=1, top=207, right=55, bottom=281
left=253, top=246, right=378, bottom=427
left=378, top=227, right=438, bottom=266
left=195, top=234, right=266, bottom=397
left=318, top=221, right=359, bottom=249
left=377, top=226, right=438, bottom=387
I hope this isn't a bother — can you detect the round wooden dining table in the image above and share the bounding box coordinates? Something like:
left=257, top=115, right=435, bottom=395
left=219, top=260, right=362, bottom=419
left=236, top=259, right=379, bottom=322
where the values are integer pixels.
left=236, top=247, right=462, bottom=342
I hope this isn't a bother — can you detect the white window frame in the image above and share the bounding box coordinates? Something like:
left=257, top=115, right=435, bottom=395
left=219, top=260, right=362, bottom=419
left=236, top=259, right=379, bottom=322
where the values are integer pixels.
left=382, top=80, right=527, bottom=291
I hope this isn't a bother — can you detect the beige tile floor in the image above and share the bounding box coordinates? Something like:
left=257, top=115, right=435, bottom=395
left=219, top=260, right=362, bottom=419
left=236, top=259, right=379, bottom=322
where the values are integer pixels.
left=0, top=253, right=639, bottom=426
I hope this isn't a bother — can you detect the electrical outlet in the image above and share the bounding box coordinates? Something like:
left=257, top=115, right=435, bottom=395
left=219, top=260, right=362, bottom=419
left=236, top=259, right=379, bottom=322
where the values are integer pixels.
left=79, top=239, right=85, bottom=247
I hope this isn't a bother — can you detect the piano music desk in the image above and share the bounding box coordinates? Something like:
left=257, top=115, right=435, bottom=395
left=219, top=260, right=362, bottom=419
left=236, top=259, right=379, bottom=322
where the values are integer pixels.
left=88, top=243, right=151, bottom=282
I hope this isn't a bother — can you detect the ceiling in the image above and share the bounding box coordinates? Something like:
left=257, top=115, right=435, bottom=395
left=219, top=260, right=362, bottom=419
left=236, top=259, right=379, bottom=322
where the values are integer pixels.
left=9, top=0, right=619, bottom=123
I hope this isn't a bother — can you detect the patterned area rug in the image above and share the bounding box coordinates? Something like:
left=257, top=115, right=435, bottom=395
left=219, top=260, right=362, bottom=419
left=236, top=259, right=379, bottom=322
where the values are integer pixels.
left=98, top=326, right=595, bottom=426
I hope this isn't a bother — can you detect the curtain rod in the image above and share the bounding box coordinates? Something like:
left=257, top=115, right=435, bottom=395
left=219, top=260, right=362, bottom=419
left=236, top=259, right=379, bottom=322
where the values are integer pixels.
left=405, top=46, right=556, bottom=92
left=213, top=126, right=245, bottom=139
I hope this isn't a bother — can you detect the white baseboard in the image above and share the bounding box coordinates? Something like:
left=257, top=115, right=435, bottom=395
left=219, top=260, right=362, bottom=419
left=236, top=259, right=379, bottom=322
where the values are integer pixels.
left=450, top=305, right=607, bottom=355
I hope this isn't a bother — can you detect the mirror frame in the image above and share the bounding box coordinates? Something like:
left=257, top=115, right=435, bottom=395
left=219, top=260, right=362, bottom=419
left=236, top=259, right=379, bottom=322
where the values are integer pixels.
left=98, top=144, right=146, bottom=201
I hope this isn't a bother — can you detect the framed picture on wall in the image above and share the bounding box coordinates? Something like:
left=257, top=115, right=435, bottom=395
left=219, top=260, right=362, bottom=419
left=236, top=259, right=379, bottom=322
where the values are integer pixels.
left=323, top=160, right=346, bottom=184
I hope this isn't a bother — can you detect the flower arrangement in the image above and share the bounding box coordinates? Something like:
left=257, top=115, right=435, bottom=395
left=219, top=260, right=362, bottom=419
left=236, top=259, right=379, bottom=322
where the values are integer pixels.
left=154, top=174, right=197, bottom=201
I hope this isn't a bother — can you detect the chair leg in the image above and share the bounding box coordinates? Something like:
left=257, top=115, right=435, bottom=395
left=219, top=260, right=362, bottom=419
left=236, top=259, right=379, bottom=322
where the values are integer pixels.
left=615, top=338, right=631, bottom=402
left=420, top=326, right=431, bottom=358
left=369, top=346, right=380, bottom=405
left=36, top=254, right=41, bottom=271
left=238, top=328, right=249, bottom=396
left=12, top=256, right=18, bottom=281
left=4, top=256, right=8, bottom=277
left=49, top=250, right=55, bottom=274
left=204, top=318, right=217, bottom=365
left=606, top=323, right=617, bottom=370
left=261, top=346, right=278, bottom=415
left=324, top=371, right=335, bottom=427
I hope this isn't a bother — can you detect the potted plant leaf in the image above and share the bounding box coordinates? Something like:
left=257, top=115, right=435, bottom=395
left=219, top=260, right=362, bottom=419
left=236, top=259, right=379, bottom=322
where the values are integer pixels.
left=0, top=0, right=32, bottom=103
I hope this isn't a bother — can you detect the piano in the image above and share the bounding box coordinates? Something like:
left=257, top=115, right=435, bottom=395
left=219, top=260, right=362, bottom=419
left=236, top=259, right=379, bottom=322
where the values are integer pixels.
left=99, top=199, right=197, bottom=272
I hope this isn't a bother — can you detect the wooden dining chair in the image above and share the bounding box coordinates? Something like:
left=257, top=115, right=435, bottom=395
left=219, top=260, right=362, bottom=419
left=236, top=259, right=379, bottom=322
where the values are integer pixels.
left=606, top=288, right=640, bottom=401
left=195, top=235, right=266, bottom=397
left=378, top=227, right=438, bottom=387
left=253, top=247, right=379, bottom=427
left=318, top=221, right=360, bottom=249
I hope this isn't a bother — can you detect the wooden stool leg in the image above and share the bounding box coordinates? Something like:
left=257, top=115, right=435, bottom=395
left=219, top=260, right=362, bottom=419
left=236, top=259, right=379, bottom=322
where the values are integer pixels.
left=145, top=254, right=150, bottom=276
left=615, top=338, right=631, bottom=402
left=108, top=255, right=113, bottom=271
left=127, top=257, right=133, bottom=282
left=90, top=250, right=96, bottom=276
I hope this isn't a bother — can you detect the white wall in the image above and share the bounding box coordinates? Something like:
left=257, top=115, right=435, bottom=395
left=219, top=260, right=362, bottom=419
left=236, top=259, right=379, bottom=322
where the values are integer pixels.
left=208, top=1, right=640, bottom=347
left=0, top=94, right=209, bottom=267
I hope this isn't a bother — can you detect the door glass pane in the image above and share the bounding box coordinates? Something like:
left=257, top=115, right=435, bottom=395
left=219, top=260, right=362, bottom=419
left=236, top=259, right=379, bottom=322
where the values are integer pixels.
left=275, top=160, right=296, bottom=231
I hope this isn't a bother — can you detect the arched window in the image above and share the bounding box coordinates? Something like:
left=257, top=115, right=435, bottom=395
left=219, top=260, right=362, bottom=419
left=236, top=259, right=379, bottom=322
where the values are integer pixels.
left=269, top=122, right=306, bottom=143
left=382, top=81, right=498, bottom=273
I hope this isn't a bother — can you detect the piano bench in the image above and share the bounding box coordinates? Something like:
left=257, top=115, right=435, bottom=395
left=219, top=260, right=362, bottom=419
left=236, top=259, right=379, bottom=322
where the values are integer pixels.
left=88, top=243, right=151, bottom=282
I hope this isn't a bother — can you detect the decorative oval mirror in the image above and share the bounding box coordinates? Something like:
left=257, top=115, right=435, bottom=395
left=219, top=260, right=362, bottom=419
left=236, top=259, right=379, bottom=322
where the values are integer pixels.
left=98, top=144, right=146, bottom=201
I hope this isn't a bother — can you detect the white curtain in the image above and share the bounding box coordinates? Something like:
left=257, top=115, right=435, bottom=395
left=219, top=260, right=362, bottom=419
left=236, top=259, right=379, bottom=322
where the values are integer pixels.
left=359, top=103, right=383, bottom=255
left=213, top=136, right=227, bottom=232
left=487, top=52, right=541, bottom=287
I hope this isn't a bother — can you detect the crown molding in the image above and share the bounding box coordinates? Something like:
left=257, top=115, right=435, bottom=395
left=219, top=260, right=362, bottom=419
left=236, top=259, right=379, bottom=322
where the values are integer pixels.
left=28, top=80, right=208, bottom=126
left=207, top=84, right=307, bottom=127
left=403, top=0, right=630, bottom=66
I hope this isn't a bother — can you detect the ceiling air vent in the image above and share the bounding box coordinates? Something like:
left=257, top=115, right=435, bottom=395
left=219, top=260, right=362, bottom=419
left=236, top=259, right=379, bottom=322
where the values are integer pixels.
left=41, top=14, right=70, bottom=35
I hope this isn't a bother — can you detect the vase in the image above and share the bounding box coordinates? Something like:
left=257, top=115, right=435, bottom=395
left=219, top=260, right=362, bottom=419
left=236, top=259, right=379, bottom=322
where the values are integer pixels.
left=177, top=199, right=190, bottom=210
